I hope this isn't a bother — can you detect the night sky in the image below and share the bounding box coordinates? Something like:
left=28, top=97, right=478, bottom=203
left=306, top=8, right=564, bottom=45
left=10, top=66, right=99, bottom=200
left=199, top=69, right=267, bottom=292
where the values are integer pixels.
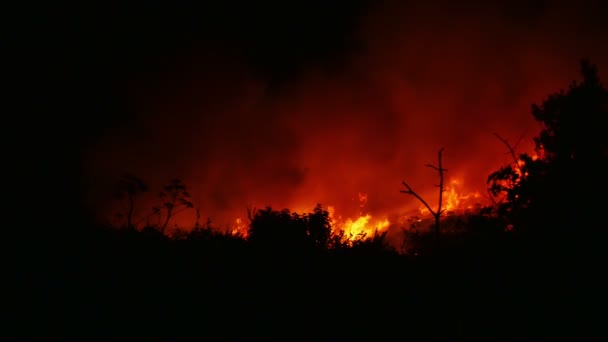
left=24, top=1, right=608, bottom=231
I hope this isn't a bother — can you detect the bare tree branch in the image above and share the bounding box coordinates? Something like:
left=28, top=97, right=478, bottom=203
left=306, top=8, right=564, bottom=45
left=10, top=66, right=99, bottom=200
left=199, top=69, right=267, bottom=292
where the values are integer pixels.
left=486, top=188, right=498, bottom=206
left=425, top=166, right=447, bottom=171
left=401, top=148, right=447, bottom=247
left=401, top=181, right=436, bottom=216
left=512, top=131, right=526, bottom=150
left=494, top=132, right=525, bottom=173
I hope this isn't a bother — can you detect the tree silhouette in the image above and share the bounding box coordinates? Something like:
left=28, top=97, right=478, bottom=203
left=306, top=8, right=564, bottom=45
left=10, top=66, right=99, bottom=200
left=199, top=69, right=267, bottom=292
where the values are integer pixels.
left=401, top=148, right=447, bottom=245
left=154, top=179, right=194, bottom=233
left=487, top=59, right=608, bottom=232
left=533, top=60, right=606, bottom=164
left=487, top=133, right=531, bottom=219
left=307, top=204, right=332, bottom=248
left=115, top=174, right=149, bottom=229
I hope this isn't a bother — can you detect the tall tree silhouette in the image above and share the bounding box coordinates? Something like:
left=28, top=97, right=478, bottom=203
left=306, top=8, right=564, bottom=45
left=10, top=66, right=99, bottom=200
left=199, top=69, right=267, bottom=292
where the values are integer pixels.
left=401, top=148, right=447, bottom=244
left=488, top=60, right=608, bottom=232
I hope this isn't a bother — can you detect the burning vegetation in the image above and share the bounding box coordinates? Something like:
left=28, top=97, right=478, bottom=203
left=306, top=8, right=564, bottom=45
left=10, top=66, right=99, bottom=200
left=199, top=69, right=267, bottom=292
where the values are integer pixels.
left=108, top=153, right=493, bottom=253
left=97, top=59, right=607, bottom=257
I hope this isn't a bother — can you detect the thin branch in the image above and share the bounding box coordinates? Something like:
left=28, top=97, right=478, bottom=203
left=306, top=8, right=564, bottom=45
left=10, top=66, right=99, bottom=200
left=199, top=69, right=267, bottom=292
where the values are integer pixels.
left=486, top=188, right=498, bottom=206
left=424, top=164, right=448, bottom=172
left=401, top=181, right=436, bottom=216
left=436, top=148, right=445, bottom=220
left=170, top=206, right=192, bottom=218
left=512, top=131, right=526, bottom=151
left=494, top=132, right=524, bottom=173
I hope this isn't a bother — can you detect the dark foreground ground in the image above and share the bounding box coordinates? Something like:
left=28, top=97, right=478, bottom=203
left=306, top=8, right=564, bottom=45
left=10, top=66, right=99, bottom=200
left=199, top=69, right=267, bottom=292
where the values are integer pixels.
left=10, top=224, right=608, bottom=339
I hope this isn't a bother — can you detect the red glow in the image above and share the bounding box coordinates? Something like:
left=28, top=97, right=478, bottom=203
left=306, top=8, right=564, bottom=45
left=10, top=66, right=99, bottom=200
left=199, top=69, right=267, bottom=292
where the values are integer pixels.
left=84, top=2, right=608, bottom=246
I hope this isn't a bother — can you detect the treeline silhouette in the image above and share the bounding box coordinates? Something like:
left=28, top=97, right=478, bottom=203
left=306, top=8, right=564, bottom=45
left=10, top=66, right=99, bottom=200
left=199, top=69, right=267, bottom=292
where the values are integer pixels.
left=14, top=60, right=608, bottom=338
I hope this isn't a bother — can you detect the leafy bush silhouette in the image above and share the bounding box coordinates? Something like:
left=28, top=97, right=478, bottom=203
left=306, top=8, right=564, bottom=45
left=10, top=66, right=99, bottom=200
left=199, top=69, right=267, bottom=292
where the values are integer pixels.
left=347, top=230, right=396, bottom=256
left=488, top=59, right=608, bottom=233
left=247, top=204, right=331, bottom=252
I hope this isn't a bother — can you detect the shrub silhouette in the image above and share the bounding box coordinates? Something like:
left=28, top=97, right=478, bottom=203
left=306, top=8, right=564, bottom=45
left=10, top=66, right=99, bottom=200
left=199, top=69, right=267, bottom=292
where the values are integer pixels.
left=247, top=204, right=332, bottom=252
left=488, top=59, right=608, bottom=233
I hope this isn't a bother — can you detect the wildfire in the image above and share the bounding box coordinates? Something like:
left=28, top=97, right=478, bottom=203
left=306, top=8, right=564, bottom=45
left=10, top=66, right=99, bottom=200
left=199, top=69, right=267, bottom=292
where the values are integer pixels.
left=328, top=205, right=390, bottom=240
left=514, top=154, right=541, bottom=179
left=228, top=192, right=391, bottom=243
left=513, top=159, right=528, bottom=179
left=419, top=178, right=481, bottom=216
left=328, top=192, right=390, bottom=241
left=231, top=217, right=248, bottom=237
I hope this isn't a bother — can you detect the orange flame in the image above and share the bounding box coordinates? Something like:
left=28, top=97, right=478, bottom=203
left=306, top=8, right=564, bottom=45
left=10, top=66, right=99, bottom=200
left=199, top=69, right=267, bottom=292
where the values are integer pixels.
left=229, top=193, right=391, bottom=243
left=328, top=205, right=390, bottom=240
left=419, top=178, right=481, bottom=216
left=231, top=217, right=248, bottom=238
left=328, top=192, right=390, bottom=242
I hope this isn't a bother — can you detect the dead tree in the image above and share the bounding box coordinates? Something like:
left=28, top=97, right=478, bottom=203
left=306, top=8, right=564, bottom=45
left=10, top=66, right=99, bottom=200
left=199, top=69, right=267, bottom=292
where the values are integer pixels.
left=401, top=148, right=447, bottom=245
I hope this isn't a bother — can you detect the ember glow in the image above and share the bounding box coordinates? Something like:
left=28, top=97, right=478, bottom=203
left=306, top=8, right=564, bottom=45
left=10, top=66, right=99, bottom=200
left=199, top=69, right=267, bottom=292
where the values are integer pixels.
left=231, top=218, right=248, bottom=238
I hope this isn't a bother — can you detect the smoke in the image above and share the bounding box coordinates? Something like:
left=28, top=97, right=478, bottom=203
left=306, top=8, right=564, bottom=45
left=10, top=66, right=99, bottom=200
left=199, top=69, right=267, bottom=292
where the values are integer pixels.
left=83, top=1, right=608, bottom=229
